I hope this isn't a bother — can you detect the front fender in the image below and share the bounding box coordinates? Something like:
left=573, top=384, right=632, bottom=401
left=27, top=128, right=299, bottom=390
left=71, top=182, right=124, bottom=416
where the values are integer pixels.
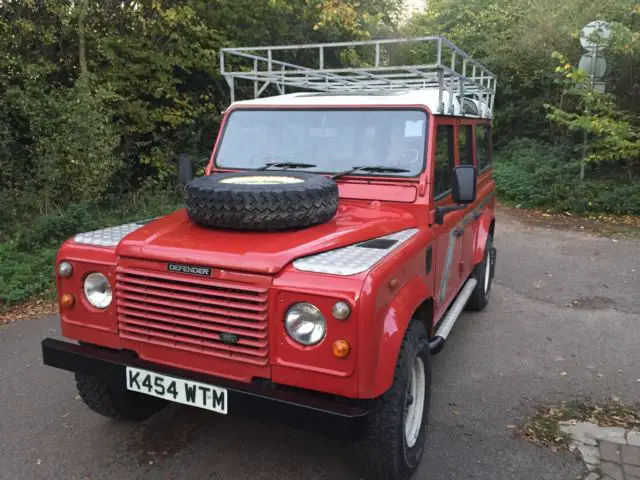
left=361, top=276, right=432, bottom=398
left=472, top=209, right=495, bottom=265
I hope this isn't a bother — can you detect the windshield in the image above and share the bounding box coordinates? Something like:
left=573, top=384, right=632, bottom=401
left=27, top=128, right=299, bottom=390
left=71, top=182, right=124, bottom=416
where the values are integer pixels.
left=215, top=109, right=428, bottom=177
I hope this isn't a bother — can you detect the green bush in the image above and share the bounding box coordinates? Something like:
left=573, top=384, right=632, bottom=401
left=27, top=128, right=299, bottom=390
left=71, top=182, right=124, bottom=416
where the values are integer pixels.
left=17, top=204, right=98, bottom=251
left=1, top=186, right=183, bottom=307
left=0, top=243, right=57, bottom=305
left=26, top=85, right=123, bottom=208
left=494, top=138, right=640, bottom=216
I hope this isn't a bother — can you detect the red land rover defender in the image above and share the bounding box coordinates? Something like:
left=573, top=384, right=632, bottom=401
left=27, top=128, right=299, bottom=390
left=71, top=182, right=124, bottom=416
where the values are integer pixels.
left=42, top=37, right=497, bottom=479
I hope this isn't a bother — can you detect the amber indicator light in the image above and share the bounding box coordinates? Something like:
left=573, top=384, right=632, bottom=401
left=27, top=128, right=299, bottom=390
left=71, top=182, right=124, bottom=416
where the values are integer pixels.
left=332, top=339, right=350, bottom=358
left=60, top=293, right=75, bottom=308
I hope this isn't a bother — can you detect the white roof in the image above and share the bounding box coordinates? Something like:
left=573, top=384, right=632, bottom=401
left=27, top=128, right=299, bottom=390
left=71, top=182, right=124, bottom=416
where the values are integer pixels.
left=230, top=89, right=490, bottom=118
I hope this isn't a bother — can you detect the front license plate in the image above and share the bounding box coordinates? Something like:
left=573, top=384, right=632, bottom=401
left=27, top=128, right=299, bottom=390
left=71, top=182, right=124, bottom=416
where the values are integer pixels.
left=125, top=367, right=228, bottom=414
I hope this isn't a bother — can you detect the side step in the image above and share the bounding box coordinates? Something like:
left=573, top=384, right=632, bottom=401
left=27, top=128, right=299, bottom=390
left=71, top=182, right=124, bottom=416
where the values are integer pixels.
left=428, top=278, right=478, bottom=355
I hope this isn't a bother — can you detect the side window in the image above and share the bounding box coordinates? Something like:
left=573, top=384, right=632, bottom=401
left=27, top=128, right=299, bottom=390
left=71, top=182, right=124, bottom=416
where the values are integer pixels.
left=476, top=125, right=492, bottom=171
left=434, top=125, right=454, bottom=197
left=458, top=125, right=473, bottom=166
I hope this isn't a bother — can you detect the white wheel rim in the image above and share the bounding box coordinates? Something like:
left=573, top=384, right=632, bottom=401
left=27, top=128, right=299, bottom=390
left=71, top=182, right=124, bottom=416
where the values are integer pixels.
left=404, top=356, right=426, bottom=448
left=484, top=249, right=491, bottom=294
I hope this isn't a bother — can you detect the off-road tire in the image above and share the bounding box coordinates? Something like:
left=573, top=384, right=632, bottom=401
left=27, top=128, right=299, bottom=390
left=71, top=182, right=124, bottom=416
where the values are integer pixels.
left=185, top=171, right=339, bottom=231
left=75, top=373, right=167, bottom=421
left=466, top=234, right=495, bottom=312
left=353, top=321, right=431, bottom=480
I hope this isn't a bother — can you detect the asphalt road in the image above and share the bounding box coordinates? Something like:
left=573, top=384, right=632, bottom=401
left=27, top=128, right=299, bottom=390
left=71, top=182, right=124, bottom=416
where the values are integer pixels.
left=1, top=211, right=638, bottom=480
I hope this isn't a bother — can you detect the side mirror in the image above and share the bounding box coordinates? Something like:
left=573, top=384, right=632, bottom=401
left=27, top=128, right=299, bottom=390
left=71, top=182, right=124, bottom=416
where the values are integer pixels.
left=178, top=154, right=194, bottom=185
left=434, top=165, right=477, bottom=225
left=452, top=165, right=477, bottom=204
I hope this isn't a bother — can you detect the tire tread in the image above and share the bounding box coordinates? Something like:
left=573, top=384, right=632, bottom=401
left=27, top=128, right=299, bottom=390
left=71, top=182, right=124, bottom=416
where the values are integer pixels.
left=185, top=172, right=339, bottom=231
left=75, top=373, right=166, bottom=421
left=467, top=235, right=493, bottom=311
left=353, top=321, right=431, bottom=479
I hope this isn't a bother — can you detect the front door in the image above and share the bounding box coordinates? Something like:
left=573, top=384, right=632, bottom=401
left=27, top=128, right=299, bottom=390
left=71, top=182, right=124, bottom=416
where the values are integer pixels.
left=431, top=124, right=466, bottom=319
left=457, top=123, right=476, bottom=281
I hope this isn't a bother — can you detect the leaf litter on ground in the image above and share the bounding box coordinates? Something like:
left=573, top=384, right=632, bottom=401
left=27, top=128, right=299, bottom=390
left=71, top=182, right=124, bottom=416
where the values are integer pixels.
left=0, top=298, right=57, bottom=325
left=517, top=399, right=640, bottom=451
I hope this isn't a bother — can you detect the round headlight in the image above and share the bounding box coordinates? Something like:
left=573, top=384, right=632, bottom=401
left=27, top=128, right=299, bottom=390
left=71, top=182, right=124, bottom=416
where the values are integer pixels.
left=58, top=261, right=73, bottom=277
left=83, top=272, right=112, bottom=309
left=285, top=303, right=326, bottom=346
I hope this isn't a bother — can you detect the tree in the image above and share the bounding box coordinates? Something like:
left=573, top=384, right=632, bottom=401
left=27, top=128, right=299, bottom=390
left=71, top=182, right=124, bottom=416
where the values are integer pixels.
left=403, top=0, right=640, bottom=147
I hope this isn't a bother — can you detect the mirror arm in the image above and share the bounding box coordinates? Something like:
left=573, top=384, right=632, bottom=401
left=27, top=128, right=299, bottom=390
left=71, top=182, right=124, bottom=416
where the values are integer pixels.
left=435, top=205, right=466, bottom=225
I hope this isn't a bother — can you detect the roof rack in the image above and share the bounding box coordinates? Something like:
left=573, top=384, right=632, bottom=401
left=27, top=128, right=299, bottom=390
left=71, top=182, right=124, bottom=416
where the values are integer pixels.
left=220, top=36, right=497, bottom=118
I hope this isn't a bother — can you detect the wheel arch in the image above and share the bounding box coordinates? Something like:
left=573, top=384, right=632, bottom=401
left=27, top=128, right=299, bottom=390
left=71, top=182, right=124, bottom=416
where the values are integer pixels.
left=473, top=210, right=495, bottom=265
left=412, top=297, right=435, bottom=337
left=362, top=277, right=434, bottom=398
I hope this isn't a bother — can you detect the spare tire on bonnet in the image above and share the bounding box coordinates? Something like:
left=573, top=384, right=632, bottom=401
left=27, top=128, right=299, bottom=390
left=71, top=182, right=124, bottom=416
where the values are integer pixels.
left=185, top=171, right=339, bottom=231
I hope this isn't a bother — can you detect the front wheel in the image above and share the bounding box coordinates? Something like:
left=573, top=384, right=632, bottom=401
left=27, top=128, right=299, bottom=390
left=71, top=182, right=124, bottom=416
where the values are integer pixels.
left=353, top=321, right=431, bottom=480
left=75, top=373, right=167, bottom=421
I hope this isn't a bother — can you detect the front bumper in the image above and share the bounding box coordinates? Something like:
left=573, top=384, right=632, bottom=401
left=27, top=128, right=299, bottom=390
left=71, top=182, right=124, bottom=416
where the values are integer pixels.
left=42, top=338, right=372, bottom=436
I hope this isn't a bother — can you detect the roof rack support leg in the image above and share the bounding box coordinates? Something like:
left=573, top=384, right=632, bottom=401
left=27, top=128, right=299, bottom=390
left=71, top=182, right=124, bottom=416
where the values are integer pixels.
left=253, top=59, right=258, bottom=99
left=225, top=75, right=235, bottom=103
left=448, top=51, right=456, bottom=114
left=489, top=77, right=496, bottom=117
left=281, top=65, right=286, bottom=94
left=461, top=59, right=467, bottom=115
left=319, top=47, right=324, bottom=70
left=478, top=71, right=485, bottom=113
left=437, top=69, right=444, bottom=114
left=375, top=43, right=380, bottom=67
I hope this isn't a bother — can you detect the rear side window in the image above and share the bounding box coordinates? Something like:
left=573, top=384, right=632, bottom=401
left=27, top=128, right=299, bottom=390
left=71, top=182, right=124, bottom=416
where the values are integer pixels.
left=458, top=125, right=473, bottom=166
left=476, top=125, right=492, bottom=171
left=434, top=125, right=454, bottom=197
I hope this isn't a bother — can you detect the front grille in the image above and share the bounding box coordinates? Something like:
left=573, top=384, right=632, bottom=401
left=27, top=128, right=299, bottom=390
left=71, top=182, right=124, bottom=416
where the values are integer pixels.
left=116, top=266, right=269, bottom=366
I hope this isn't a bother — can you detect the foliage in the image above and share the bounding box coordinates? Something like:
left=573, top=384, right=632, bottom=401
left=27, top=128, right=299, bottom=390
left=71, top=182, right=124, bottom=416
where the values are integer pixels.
left=405, top=0, right=639, bottom=213
left=16, top=204, right=98, bottom=251
left=494, top=138, right=640, bottom=215
left=0, top=186, right=183, bottom=307
left=0, top=0, right=404, bottom=307
left=28, top=85, right=122, bottom=209
left=546, top=54, right=640, bottom=180
left=404, top=0, right=640, bottom=145
left=0, top=243, right=58, bottom=306
left=0, top=0, right=403, bottom=230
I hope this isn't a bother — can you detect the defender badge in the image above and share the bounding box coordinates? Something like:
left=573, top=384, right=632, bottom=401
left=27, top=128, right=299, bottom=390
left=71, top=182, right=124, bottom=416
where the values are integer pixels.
left=167, top=263, right=212, bottom=277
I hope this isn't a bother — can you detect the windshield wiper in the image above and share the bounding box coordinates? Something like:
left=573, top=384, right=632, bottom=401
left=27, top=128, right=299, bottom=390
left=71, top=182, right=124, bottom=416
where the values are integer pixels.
left=257, top=162, right=317, bottom=171
left=331, top=165, right=411, bottom=179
